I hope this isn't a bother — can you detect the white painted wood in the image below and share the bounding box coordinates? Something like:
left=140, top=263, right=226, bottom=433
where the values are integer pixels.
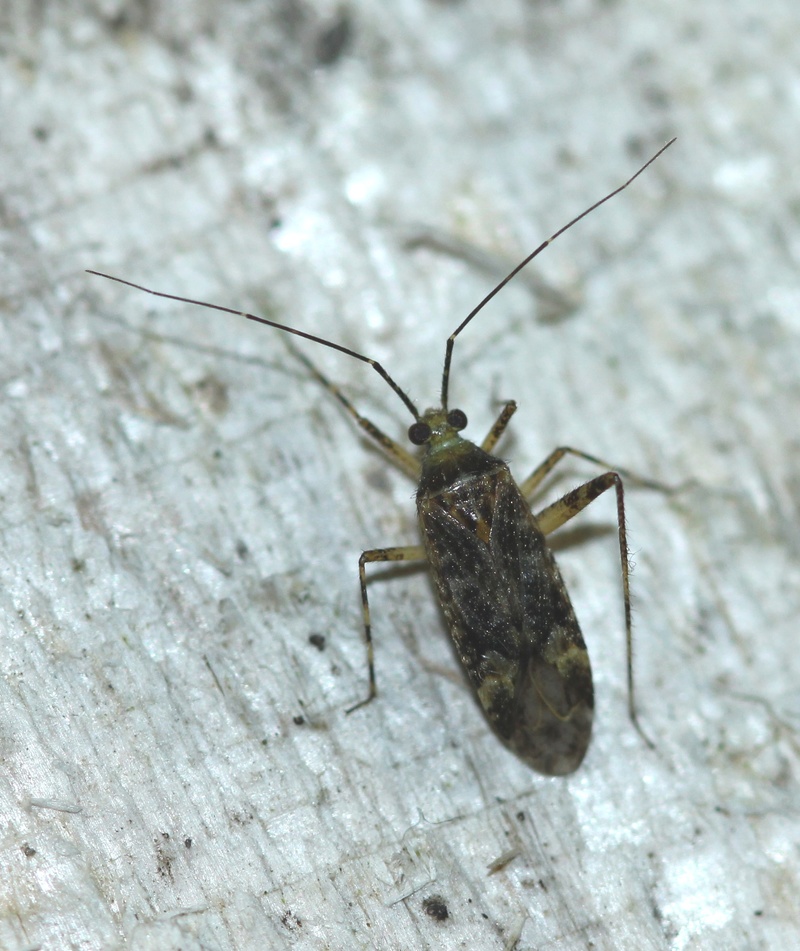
left=1, top=2, right=797, bottom=948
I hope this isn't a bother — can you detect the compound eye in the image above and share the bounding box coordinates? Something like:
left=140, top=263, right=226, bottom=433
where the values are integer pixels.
left=408, top=421, right=432, bottom=445
left=446, top=408, right=468, bottom=431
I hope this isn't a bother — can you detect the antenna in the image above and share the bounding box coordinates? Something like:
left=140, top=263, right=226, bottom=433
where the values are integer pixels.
left=439, top=137, right=676, bottom=407
left=85, top=270, right=421, bottom=420
left=88, top=137, right=675, bottom=424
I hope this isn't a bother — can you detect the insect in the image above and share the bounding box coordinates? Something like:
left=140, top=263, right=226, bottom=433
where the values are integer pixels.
left=88, top=137, right=674, bottom=775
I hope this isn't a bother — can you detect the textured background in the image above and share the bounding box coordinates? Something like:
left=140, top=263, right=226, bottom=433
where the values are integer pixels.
left=1, top=1, right=798, bottom=949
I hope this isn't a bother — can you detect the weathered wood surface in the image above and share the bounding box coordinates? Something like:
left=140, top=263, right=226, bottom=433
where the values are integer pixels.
left=1, top=3, right=797, bottom=949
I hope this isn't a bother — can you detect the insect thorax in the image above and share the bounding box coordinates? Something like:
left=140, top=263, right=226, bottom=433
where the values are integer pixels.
left=415, top=414, right=504, bottom=499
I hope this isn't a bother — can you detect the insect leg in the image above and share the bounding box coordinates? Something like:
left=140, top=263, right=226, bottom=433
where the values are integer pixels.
left=532, top=470, right=654, bottom=749
left=480, top=400, right=517, bottom=453
left=288, top=343, right=420, bottom=480
left=346, top=544, right=427, bottom=713
left=520, top=446, right=668, bottom=498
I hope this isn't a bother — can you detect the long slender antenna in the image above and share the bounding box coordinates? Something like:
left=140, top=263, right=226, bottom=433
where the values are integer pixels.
left=440, top=137, right=676, bottom=408
left=85, top=270, right=421, bottom=421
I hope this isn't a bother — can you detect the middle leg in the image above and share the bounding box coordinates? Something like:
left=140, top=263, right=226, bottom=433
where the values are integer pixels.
left=346, top=544, right=427, bottom=713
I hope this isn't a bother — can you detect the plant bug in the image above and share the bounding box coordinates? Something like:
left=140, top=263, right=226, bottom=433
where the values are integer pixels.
left=88, top=137, right=675, bottom=775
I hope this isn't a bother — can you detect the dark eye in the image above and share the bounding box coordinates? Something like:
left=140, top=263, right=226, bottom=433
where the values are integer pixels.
left=408, top=421, right=431, bottom=445
left=446, top=409, right=467, bottom=431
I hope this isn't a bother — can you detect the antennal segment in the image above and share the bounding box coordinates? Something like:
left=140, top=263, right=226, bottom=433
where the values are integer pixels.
left=439, top=137, right=676, bottom=408
left=86, top=270, right=421, bottom=421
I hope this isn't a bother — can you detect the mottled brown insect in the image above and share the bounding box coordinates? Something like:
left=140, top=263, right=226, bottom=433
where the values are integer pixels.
left=88, top=138, right=674, bottom=775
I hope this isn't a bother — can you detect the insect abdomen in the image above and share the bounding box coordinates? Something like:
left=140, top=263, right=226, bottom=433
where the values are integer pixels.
left=418, top=454, right=594, bottom=775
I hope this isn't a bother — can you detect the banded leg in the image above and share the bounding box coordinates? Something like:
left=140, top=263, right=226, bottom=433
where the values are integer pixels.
left=346, top=544, right=427, bottom=713
left=521, top=445, right=668, bottom=498
left=480, top=400, right=517, bottom=453
left=289, top=343, right=420, bottom=480
left=532, top=467, right=654, bottom=749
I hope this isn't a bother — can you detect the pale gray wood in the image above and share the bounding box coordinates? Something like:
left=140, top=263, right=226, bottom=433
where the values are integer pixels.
left=0, top=2, right=797, bottom=949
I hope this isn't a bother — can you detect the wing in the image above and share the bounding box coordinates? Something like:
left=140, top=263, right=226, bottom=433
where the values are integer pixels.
left=419, top=466, right=593, bottom=775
